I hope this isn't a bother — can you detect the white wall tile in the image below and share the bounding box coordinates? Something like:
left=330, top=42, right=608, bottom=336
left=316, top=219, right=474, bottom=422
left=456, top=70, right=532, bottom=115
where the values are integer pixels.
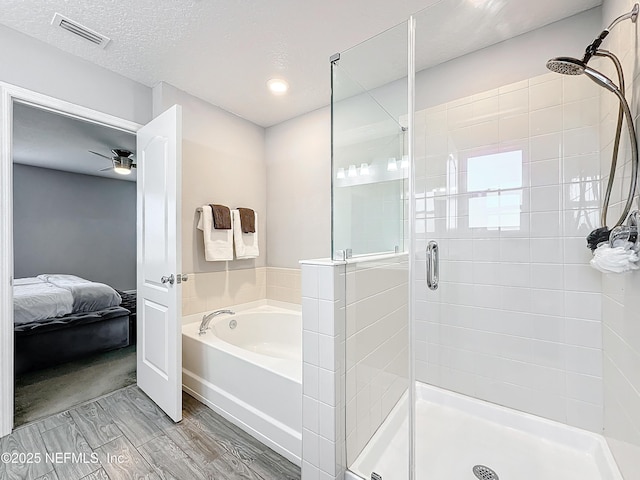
left=303, top=297, right=320, bottom=332
left=303, top=429, right=320, bottom=467
left=529, top=77, right=562, bottom=110
left=302, top=461, right=320, bottom=480
left=415, top=72, right=603, bottom=434
left=530, top=133, right=562, bottom=162
left=304, top=395, right=320, bottom=433
left=304, top=363, right=320, bottom=398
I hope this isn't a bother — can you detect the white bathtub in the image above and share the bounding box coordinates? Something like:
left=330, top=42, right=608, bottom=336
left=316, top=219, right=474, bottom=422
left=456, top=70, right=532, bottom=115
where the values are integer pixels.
left=182, top=303, right=302, bottom=465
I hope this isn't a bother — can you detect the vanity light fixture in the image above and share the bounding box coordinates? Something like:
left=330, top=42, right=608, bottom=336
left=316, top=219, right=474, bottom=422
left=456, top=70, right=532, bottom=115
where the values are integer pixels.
left=387, top=157, right=398, bottom=171
left=348, top=164, right=358, bottom=177
left=337, top=168, right=345, bottom=179
left=360, top=163, right=370, bottom=176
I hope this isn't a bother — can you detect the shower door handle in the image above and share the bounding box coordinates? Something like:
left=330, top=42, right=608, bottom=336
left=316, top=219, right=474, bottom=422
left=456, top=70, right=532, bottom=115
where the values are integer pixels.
left=426, top=241, right=439, bottom=291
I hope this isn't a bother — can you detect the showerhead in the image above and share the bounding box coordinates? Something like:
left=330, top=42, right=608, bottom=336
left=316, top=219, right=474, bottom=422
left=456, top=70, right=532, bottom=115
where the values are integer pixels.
left=546, top=57, right=586, bottom=75
left=546, top=56, right=619, bottom=93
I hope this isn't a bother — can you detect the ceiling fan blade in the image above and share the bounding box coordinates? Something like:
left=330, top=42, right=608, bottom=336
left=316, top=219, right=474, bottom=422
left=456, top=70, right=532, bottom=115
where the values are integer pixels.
left=89, top=151, right=113, bottom=160
left=112, top=149, right=133, bottom=158
left=98, top=166, right=113, bottom=172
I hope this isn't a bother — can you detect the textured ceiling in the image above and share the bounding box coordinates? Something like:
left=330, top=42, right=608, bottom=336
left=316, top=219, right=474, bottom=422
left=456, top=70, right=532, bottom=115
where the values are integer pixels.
left=13, top=102, right=136, bottom=181
left=1, top=0, right=601, bottom=127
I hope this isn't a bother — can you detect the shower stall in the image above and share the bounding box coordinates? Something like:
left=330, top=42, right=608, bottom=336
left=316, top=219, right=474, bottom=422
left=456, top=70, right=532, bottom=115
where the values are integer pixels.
left=330, top=1, right=639, bottom=479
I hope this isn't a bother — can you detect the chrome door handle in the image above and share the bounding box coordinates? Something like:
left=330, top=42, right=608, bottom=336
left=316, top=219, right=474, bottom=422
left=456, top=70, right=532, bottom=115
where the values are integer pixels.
left=426, top=241, right=439, bottom=291
left=161, top=274, right=175, bottom=285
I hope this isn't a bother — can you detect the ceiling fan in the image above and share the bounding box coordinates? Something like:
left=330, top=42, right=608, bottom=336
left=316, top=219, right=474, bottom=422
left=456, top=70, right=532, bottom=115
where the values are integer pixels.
left=90, top=149, right=136, bottom=175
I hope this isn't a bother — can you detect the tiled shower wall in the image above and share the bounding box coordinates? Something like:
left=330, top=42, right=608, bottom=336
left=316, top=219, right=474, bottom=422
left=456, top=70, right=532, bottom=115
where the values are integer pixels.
left=415, top=72, right=605, bottom=431
left=599, top=0, right=640, bottom=476
left=345, top=254, right=409, bottom=465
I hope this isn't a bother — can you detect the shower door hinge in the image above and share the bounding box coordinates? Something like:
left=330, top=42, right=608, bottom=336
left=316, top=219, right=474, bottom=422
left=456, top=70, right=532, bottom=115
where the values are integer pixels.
left=371, top=473, right=382, bottom=480
left=333, top=248, right=352, bottom=261
left=330, top=52, right=340, bottom=64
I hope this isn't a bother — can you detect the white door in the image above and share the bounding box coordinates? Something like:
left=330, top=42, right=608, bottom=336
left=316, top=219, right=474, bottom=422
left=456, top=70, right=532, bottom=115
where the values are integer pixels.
left=136, top=105, right=182, bottom=422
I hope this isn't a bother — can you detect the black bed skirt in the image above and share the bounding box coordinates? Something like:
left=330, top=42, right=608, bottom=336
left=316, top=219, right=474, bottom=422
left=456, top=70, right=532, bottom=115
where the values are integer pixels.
left=15, top=306, right=131, bottom=376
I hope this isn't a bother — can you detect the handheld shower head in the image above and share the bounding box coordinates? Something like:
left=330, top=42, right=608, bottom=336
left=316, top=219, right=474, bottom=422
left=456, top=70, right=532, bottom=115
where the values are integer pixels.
left=583, top=66, right=619, bottom=93
left=546, top=57, right=586, bottom=75
left=545, top=57, right=619, bottom=93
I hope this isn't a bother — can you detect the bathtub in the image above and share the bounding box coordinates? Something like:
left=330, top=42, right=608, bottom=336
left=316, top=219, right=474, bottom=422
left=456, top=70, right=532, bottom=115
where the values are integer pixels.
left=182, top=302, right=302, bottom=465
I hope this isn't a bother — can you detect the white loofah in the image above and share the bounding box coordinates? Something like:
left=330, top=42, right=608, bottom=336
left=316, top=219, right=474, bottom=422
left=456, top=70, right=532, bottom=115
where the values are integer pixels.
left=590, top=242, right=640, bottom=273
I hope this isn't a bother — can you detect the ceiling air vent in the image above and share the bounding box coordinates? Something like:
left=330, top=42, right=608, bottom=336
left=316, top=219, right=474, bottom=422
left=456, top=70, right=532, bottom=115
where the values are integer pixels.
left=51, top=13, right=111, bottom=48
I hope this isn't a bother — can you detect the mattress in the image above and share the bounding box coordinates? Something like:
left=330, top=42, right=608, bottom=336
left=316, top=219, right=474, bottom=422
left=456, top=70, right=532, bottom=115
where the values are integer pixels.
left=37, top=274, right=122, bottom=313
left=14, top=275, right=122, bottom=325
left=13, top=280, right=74, bottom=325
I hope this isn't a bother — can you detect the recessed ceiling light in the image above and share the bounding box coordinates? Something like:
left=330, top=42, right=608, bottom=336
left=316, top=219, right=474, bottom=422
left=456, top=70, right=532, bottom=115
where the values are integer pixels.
left=267, top=78, right=289, bottom=95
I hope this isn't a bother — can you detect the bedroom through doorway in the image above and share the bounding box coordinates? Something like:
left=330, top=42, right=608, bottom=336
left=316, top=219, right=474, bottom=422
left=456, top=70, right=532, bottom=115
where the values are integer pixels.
left=12, top=102, right=138, bottom=427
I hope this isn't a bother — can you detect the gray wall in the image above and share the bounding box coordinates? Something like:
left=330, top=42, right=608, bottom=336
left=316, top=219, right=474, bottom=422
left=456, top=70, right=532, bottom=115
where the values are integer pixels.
left=265, top=107, right=331, bottom=268
left=153, top=82, right=267, bottom=274
left=13, top=164, right=136, bottom=290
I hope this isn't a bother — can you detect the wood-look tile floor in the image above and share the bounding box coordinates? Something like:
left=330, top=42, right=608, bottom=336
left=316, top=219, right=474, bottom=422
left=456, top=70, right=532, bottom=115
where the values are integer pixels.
left=0, top=386, right=301, bottom=480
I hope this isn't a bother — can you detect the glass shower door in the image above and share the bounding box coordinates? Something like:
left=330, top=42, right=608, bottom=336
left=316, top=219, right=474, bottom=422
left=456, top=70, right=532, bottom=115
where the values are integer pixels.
left=331, top=19, right=411, bottom=480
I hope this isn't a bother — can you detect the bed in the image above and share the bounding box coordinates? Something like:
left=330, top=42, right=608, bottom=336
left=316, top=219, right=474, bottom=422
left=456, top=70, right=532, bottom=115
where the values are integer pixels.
left=13, top=275, right=132, bottom=375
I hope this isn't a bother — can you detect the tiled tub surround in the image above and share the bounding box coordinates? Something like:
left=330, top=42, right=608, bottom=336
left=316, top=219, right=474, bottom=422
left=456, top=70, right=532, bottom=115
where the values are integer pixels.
left=598, top=0, right=640, bottom=477
left=300, top=254, right=408, bottom=480
left=344, top=255, right=409, bottom=466
left=415, top=72, right=605, bottom=432
left=301, top=260, right=346, bottom=480
left=182, top=266, right=301, bottom=315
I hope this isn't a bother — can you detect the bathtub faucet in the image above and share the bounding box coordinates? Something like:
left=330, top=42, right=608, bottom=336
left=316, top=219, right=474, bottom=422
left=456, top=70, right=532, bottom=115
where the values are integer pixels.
left=199, top=309, right=235, bottom=335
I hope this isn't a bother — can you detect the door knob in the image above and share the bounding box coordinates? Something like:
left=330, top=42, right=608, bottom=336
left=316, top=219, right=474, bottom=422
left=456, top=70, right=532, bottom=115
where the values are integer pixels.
left=161, top=274, right=175, bottom=285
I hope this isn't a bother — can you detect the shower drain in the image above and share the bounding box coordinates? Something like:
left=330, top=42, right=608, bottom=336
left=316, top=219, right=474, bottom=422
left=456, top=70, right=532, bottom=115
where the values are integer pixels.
left=473, top=465, right=499, bottom=480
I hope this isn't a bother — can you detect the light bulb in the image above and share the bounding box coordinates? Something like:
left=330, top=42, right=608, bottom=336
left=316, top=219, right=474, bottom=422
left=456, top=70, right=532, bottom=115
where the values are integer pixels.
left=114, top=166, right=131, bottom=175
left=337, top=168, right=345, bottom=179
left=267, top=78, right=289, bottom=95
left=401, top=155, right=409, bottom=169
left=348, top=165, right=358, bottom=177
left=387, top=157, right=398, bottom=171
left=360, top=163, right=369, bottom=176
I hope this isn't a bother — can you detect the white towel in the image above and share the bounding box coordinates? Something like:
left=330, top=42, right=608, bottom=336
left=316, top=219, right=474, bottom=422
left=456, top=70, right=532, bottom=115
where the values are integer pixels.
left=232, top=209, right=259, bottom=259
left=197, top=205, right=234, bottom=261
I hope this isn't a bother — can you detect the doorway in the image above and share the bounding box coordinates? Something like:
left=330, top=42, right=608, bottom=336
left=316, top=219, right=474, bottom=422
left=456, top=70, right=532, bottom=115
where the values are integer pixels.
left=0, top=83, right=142, bottom=436
left=0, top=83, right=184, bottom=438
left=12, top=102, right=138, bottom=425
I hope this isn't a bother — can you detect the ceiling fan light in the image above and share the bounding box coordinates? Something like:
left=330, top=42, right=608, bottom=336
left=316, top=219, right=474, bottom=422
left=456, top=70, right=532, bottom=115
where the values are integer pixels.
left=113, top=165, right=131, bottom=175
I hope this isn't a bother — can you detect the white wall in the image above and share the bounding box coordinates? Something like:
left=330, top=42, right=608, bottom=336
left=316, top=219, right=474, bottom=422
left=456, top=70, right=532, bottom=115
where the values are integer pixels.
left=0, top=25, right=151, bottom=125
left=599, top=0, right=640, bottom=476
left=153, top=82, right=267, bottom=274
left=265, top=107, right=331, bottom=268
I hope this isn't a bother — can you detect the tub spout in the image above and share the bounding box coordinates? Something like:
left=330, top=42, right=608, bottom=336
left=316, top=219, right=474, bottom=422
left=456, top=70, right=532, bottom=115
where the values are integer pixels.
left=199, top=309, right=235, bottom=335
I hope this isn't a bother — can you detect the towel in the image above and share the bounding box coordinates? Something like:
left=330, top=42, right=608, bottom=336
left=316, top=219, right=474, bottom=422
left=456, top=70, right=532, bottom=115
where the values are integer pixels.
left=210, top=204, right=232, bottom=230
left=237, top=207, right=256, bottom=233
left=197, top=205, right=234, bottom=261
left=232, top=209, right=259, bottom=259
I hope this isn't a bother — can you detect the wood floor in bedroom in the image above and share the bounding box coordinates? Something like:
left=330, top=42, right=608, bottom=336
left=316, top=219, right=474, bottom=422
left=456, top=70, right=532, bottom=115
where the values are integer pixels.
left=1, top=386, right=301, bottom=480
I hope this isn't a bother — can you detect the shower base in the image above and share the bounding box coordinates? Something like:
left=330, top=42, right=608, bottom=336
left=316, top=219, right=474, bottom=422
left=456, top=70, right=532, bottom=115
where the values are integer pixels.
left=348, top=382, right=622, bottom=480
